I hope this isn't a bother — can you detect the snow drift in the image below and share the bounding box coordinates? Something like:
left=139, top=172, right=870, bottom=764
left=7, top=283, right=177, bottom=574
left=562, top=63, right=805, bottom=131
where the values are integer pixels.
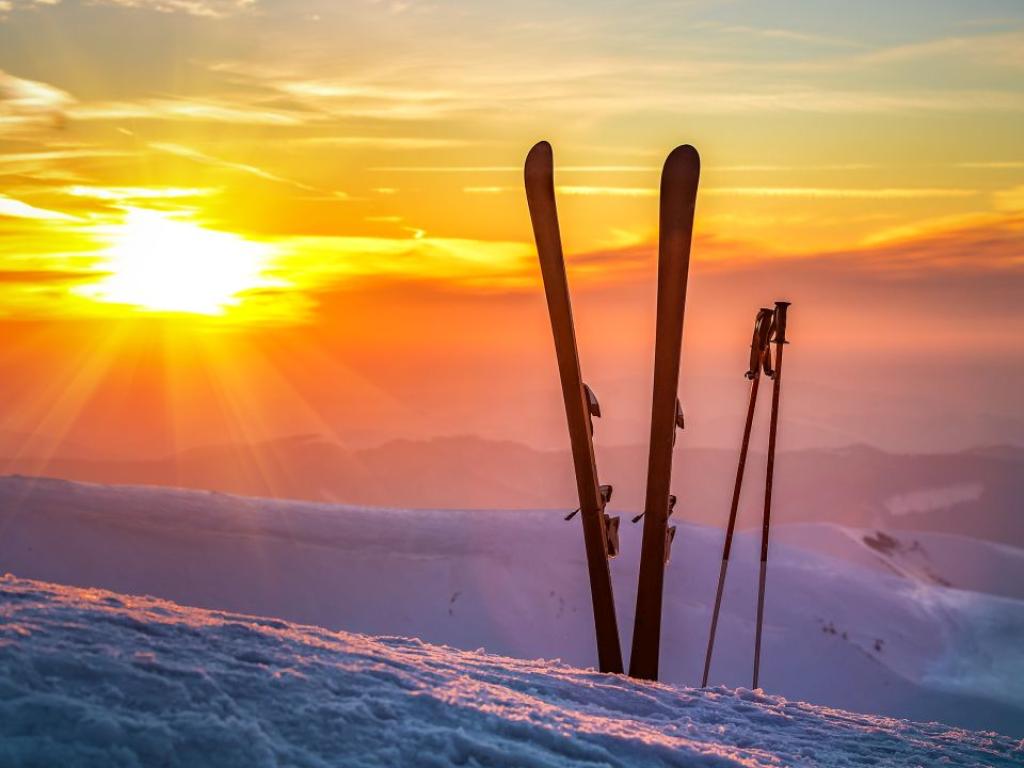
left=1, top=475, right=1022, bottom=737
left=1, top=575, right=1020, bottom=768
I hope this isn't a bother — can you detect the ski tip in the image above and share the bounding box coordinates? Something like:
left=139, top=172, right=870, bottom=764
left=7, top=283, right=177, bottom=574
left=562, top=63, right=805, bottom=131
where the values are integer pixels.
left=663, top=144, right=700, bottom=176
left=525, top=141, right=553, bottom=174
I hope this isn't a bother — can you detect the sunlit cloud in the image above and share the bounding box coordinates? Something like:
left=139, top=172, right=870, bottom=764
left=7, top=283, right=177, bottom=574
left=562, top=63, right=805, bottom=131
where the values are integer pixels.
left=0, top=193, right=78, bottom=220
left=0, top=0, right=255, bottom=17
left=957, top=161, right=1024, bottom=169
left=462, top=185, right=656, bottom=197
left=557, top=185, right=657, bottom=198
left=993, top=186, right=1024, bottom=213
left=148, top=142, right=340, bottom=196
left=101, top=0, right=255, bottom=17
left=295, top=136, right=473, bottom=150
left=703, top=187, right=979, bottom=199
left=856, top=30, right=1024, bottom=69
left=270, top=235, right=534, bottom=290
left=65, top=185, right=219, bottom=202
left=0, top=69, right=73, bottom=130
left=387, top=165, right=654, bottom=173
left=463, top=185, right=977, bottom=201
left=691, top=21, right=866, bottom=49
left=71, top=98, right=311, bottom=126
left=860, top=212, right=1013, bottom=246
left=0, top=148, right=133, bottom=170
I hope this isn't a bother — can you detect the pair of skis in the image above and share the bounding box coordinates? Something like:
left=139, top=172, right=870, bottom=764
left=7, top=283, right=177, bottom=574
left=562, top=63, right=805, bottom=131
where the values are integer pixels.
left=701, top=301, right=790, bottom=690
left=525, top=140, right=699, bottom=678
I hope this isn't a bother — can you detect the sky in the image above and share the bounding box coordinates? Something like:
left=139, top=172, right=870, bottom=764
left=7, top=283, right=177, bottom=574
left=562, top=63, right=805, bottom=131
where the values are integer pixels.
left=0, top=0, right=1022, bottom=464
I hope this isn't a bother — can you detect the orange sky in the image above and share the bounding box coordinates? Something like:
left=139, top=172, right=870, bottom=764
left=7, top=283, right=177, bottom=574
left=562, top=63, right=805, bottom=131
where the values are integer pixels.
left=0, top=0, right=1021, bottom=464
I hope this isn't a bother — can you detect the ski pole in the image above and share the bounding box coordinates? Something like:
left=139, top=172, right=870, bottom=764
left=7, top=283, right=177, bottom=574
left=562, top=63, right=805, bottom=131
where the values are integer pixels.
left=701, top=307, right=774, bottom=687
left=752, top=300, right=789, bottom=690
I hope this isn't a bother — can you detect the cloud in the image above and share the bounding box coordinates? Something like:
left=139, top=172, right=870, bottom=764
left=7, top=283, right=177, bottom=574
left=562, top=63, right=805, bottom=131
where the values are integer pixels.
left=105, top=0, right=255, bottom=17
left=464, top=185, right=978, bottom=201
left=691, top=21, right=866, bottom=50
left=557, top=185, right=657, bottom=198
left=71, top=97, right=310, bottom=126
left=703, top=187, right=979, bottom=200
left=258, top=72, right=1024, bottom=120
left=461, top=185, right=657, bottom=197
left=856, top=31, right=1024, bottom=69
left=295, top=136, right=473, bottom=150
left=993, top=186, right=1024, bottom=213
left=1, top=0, right=255, bottom=18
left=0, top=268, right=96, bottom=285
left=0, top=193, right=77, bottom=220
left=0, top=148, right=132, bottom=169
left=63, top=186, right=220, bottom=206
left=957, top=161, right=1024, bottom=169
left=0, top=70, right=73, bottom=130
left=148, top=142, right=335, bottom=196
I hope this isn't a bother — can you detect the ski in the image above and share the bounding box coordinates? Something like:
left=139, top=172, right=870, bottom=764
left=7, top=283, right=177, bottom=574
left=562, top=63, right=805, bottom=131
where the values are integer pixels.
left=752, top=300, right=790, bottom=689
left=525, top=140, right=624, bottom=675
left=701, top=307, right=774, bottom=688
left=628, top=145, right=700, bottom=681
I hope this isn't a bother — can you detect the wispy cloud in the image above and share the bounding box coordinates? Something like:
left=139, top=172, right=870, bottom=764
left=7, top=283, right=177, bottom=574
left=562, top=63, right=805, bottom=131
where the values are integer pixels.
left=379, top=165, right=655, bottom=173
left=558, top=185, right=657, bottom=198
left=0, top=69, right=73, bottom=130
left=856, top=30, right=1024, bottom=69
left=294, top=136, right=473, bottom=150
left=71, top=97, right=311, bottom=126
left=462, top=185, right=657, bottom=197
left=703, top=187, right=979, bottom=200
left=148, top=142, right=342, bottom=197
left=1, top=0, right=256, bottom=18
left=464, top=185, right=976, bottom=201
left=993, top=185, right=1024, bottom=213
left=691, top=21, right=867, bottom=50
left=269, top=234, right=536, bottom=292
left=957, top=161, right=1024, bottom=169
left=0, top=193, right=77, bottom=220
left=64, top=185, right=219, bottom=202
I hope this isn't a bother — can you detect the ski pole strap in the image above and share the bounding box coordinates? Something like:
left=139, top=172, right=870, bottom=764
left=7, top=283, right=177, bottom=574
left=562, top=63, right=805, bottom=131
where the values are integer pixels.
left=746, top=308, right=775, bottom=379
left=772, top=301, right=790, bottom=345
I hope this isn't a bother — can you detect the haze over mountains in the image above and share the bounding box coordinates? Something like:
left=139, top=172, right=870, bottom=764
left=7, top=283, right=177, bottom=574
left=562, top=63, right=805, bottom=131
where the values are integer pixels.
left=3, top=434, right=1020, bottom=547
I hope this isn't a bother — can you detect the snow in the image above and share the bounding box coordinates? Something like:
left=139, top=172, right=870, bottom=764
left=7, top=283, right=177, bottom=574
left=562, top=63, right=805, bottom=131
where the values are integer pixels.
left=884, top=482, right=986, bottom=516
left=1, top=575, right=1020, bottom=768
left=1, top=475, right=1023, bottom=738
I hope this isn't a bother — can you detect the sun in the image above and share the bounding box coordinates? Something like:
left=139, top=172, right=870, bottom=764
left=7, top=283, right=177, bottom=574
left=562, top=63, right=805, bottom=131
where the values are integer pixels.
left=80, top=208, right=277, bottom=316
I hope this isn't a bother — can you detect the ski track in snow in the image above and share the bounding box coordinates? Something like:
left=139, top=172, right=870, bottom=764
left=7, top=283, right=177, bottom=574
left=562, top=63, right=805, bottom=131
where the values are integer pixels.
left=1, top=575, right=1020, bottom=768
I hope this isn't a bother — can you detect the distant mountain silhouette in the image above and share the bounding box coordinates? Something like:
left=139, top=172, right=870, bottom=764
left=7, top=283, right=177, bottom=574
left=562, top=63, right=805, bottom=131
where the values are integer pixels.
left=2, top=435, right=1020, bottom=547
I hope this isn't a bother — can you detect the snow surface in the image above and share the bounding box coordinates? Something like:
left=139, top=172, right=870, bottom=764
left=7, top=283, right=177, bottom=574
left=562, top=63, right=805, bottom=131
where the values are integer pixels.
left=1, top=575, right=1020, bottom=768
left=2, top=475, right=1023, bottom=737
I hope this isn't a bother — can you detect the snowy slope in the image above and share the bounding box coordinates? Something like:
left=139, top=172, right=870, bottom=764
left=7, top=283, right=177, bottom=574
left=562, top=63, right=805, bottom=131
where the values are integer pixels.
left=1, top=575, right=1020, bottom=768
left=1, top=475, right=1022, bottom=737
left=773, top=524, right=1024, bottom=599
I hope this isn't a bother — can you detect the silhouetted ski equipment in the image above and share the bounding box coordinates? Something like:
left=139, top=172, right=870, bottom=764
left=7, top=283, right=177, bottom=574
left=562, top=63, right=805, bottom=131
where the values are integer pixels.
left=701, top=307, right=775, bottom=688
left=753, top=300, right=790, bottom=689
left=629, top=145, right=700, bottom=681
left=525, top=140, right=624, bottom=675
